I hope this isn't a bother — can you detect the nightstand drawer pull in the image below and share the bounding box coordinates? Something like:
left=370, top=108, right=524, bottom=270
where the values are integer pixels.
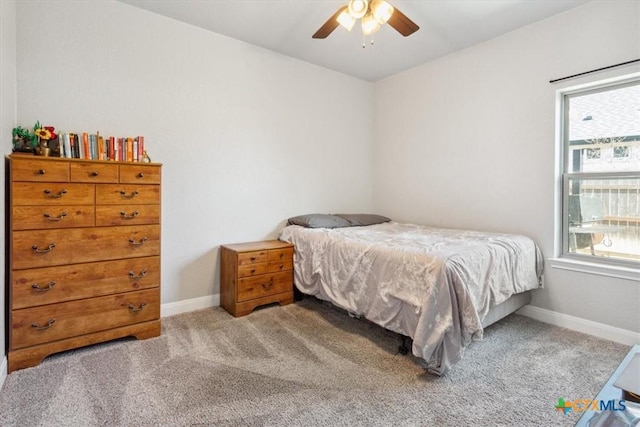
left=120, top=210, right=140, bottom=219
left=137, top=173, right=144, bottom=178
left=261, top=279, right=274, bottom=291
left=31, top=281, right=56, bottom=292
left=31, top=319, right=56, bottom=330
left=38, top=169, right=46, bottom=175
left=128, top=237, right=148, bottom=246
left=128, top=270, right=147, bottom=280
left=91, top=171, right=99, bottom=177
left=44, top=212, right=68, bottom=221
left=250, top=256, right=257, bottom=261
left=119, top=190, right=139, bottom=198
left=32, top=243, right=56, bottom=253
left=128, top=303, right=147, bottom=313
left=43, top=189, right=67, bottom=198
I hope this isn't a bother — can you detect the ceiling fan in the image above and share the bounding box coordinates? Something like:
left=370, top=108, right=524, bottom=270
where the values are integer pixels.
left=312, top=0, right=419, bottom=41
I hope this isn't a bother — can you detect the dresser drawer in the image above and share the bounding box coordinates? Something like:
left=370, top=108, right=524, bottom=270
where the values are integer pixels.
left=10, top=288, right=160, bottom=349
left=12, top=205, right=95, bottom=230
left=237, top=250, right=268, bottom=266
left=11, top=158, right=69, bottom=182
left=120, top=164, right=161, bottom=184
left=12, top=225, right=161, bottom=269
left=237, top=271, right=293, bottom=302
left=11, top=256, right=160, bottom=309
left=70, top=162, right=119, bottom=183
left=12, top=183, right=95, bottom=206
left=96, top=184, right=160, bottom=205
left=95, top=205, right=160, bottom=226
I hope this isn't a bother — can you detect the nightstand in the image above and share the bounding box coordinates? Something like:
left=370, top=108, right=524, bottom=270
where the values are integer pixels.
left=220, top=240, right=294, bottom=317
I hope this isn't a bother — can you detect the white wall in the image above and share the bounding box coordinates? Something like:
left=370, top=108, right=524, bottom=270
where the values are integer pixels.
left=0, top=0, right=17, bottom=385
left=373, top=1, right=640, bottom=333
left=15, top=1, right=374, bottom=304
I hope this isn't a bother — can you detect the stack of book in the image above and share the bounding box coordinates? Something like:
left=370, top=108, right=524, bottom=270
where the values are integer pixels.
left=57, top=132, right=145, bottom=162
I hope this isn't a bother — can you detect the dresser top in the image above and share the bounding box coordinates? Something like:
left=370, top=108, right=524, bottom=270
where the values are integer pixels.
left=220, top=240, right=293, bottom=252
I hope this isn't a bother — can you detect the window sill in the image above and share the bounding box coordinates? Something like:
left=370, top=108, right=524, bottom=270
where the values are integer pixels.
left=548, top=257, right=640, bottom=281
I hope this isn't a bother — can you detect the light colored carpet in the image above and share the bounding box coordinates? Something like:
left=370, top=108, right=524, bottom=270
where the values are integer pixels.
left=0, top=297, right=629, bottom=426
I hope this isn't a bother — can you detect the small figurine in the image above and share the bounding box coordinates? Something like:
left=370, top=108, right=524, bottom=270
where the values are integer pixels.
left=142, top=151, right=151, bottom=163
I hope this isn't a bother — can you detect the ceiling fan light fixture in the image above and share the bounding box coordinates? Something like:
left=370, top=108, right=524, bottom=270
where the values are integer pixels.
left=348, top=0, right=368, bottom=19
left=337, top=10, right=356, bottom=31
left=371, top=0, right=394, bottom=24
left=361, top=12, right=380, bottom=36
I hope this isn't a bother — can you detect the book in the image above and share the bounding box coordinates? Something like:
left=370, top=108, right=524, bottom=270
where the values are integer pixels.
left=126, top=137, right=133, bottom=162
left=82, top=132, right=89, bottom=160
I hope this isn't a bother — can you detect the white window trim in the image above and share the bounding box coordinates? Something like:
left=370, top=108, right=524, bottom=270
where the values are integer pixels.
left=553, top=72, right=640, bottom=279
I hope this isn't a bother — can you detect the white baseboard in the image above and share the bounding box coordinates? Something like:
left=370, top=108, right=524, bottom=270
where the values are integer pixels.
left=160, top=294, right=220, bottom=318
left=0, top=356, right=7, bottom=390
left=517, top=305, right=640, bottom=347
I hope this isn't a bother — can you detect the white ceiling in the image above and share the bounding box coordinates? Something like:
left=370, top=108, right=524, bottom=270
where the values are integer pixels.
left=118, top=0, right=590, bottom=82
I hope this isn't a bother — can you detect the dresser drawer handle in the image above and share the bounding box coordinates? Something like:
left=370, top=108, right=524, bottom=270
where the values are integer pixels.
left=128, top=237, right=148, bottom=246
left=31, top=281, right=56, bottom=292
left=32, top=243, right=56, bottom=253
left=44, top=212, right=68, bottom=221
left=251, top=268, right=256, bottom=274
left=279, top=264, right=284, bottom=270
left=280, top=253, right=284, bottom=259
left=90, top=171, right=99, bottom=177
left=38, top=169, right=46, bottom=175
left=43, top=189, right=67, bottom=198
left=31, top=319, right=55, bottom=330
left=137, top=173, right=145, bottom=178
left=261, top=279, right=274, bottom=291
left=128, top=303, right=147, bottom=313
left=119, top=190, right=139, bottom=199
left=120, top=210, right=140, bottom=219
left=128, top=270, right=147, bottom=280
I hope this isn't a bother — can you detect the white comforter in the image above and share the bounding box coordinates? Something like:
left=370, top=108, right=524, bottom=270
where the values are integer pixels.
left=278, top=221, right=542, bottom=375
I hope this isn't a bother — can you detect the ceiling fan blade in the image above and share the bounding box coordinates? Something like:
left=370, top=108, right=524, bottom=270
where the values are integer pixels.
left=312, top=6, right=347, bottom=39
left=387, top=7, right=419, bottom=37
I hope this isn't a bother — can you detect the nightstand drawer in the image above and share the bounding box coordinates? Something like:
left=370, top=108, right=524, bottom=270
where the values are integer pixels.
left=267, top=259, right=293, bottom=273
left=238, top=263, right=269, bottom=278
left=237, top=250, right=268, bottom=266
left=268, top=247, right=294, bottom=261
left=237, top=271, right=293, bottom=302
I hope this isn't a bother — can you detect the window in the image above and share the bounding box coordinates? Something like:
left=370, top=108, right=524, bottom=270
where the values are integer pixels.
left=559, top=77, right=640, bottom=267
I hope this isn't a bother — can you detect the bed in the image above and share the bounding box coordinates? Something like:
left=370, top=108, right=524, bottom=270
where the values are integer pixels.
left=278, top=214, right=544, bottom=375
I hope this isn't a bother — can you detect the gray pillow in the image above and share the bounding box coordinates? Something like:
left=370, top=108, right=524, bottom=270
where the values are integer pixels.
left=334, top=214, right=391, bottom=227
left=287, top=214, right=351, bottom=228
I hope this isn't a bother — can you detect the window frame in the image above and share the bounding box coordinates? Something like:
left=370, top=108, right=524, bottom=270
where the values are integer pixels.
left=555, top=73, right=640, bottom=273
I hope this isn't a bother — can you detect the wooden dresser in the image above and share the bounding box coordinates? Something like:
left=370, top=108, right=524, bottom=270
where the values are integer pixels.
left=220, top=240, right=294, bottom=317
left=7, top=155, right=161, bottom=372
